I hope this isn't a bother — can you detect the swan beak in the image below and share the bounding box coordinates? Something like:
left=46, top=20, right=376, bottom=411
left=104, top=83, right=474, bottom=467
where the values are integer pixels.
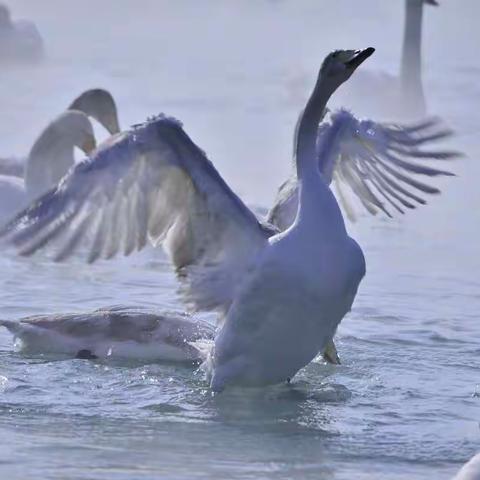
left=424, top=0, right=439, bottom=5
left=81, top=135, right=97, bottom=155
left=345, top=47, right=375, bottom=70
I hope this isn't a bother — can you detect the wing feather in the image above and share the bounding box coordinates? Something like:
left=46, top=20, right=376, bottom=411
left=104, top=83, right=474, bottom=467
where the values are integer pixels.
left=268, top=109, right=459, bottom=228
left=1, top=115, right=268, bottom=312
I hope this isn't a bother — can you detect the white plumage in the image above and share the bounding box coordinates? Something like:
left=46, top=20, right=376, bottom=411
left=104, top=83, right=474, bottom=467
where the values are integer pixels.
left=453, top=453, right=480, bottom=480
left=0, top=48, right=458, bottom=391
left=0, top=111, right=96, bottom=223
left=0, top=306, right=214, bottom=362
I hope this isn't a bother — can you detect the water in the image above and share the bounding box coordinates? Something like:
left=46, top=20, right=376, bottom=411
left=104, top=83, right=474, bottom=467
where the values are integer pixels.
left=1, top=1, right=479, bottom=478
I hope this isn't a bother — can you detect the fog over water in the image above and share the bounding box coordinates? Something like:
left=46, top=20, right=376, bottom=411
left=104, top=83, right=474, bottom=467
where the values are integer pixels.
left=0, top=1, right=479, bottom=479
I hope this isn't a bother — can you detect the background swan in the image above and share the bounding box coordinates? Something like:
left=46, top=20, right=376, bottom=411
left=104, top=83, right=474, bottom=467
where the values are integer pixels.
left=0, top=3, right=43, bottom=63
left=326, top=0, right=439, bottom=121
left=0, top=48, right=460, bottom=391
left=0, top=88, right=120, bottom=178
left=68, top=88, right=121, bottom=136
left=0, top=110, right=95, bottom=222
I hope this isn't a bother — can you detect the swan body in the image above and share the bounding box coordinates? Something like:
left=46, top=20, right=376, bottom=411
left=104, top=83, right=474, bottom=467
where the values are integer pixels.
left=0, top=4, right=43, bottom=63
left=0, top=110, right=95, bottom=223
left=453, top=453, right=480, bottom=480
left=0, top=306, right=214, bottom=362
left=0, top=49, right=458, bottom=390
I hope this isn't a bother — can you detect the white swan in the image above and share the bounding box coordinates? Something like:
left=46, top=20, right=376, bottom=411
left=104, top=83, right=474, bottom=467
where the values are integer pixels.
left=330, top=0, right=438, bottom=121
left=0, top=110, right=96, bottom=222
left=453, top=453, right=480, bottom=480
left=0, top=3, right=43, bottom=63
left=0, top=88, right=120, bottom=178
left=0, top=48, right=458, bottom=390
left=0, top=306, right=214, bottom=362
left=68, top=88, right=121, bottom=136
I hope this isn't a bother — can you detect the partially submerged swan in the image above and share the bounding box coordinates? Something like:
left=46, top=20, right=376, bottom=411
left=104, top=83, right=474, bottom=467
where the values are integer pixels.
left=0, top=48, right=458, bottom=390
left=0, top=3, right=43, bottom=63
left=0, top=88, right=120, bottom=179
left=0, top=110, right=95, bottom=222
left=0, top=306, right=214, bottom=362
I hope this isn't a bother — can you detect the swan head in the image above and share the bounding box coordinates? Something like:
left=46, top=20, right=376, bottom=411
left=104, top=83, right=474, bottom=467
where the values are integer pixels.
left=68, top=88, right=120, bottom=135
left=318, top=48, right=375, bottom=91
left=52, top=111, right=96, bottom=155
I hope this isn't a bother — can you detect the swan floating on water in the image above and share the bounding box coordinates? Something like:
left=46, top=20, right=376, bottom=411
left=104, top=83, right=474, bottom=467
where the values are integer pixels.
left=0, top=306, right=214, bottom=362
left=0, top=110, right=96, bottom=222
left=0, top=88, right=120, bottom=179
left=0, top=3, right=43, bottom=63
left=0, top=48, right=459, bottom=390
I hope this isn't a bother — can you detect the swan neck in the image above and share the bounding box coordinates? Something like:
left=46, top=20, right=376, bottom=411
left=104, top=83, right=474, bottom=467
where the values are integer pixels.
left=295, top=79, right=334, bottom=179
left=25, top=133, right=74, bottom=200
left=294, top=78, right=346, bottom=237
left=401, top=0, right=426, bottom=114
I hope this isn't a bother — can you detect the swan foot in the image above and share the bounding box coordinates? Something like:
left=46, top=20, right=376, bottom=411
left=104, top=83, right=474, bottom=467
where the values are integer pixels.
left=323, top=340, right=341, bottom=365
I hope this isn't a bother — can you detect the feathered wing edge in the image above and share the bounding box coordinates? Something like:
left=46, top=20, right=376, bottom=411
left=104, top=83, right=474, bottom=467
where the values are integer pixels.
left=322, top=110, right=460, bottom=220
left=0, top=115, right=269, bottom=314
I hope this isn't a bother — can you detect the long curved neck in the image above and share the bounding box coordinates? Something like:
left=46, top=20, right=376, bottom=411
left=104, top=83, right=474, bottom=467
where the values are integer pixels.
left=401, top=0, right=426, bottom=116
left=25, top=131, right=75, bottom=200
left=294, top=77, right=346, bottom=236
left=295, top=79, right=334, bottom=179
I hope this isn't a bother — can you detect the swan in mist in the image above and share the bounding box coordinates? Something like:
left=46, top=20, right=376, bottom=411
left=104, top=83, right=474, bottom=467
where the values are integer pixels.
left=0, top=110, right=96, bottom=222
left=0, top=3, right=43, bottom=63
left=331, top=0, right=438, bottom=121
left=0, top=48, right=458, bottom=390
left=0, top=88, right=120, bottom=179
left=452, top=453, right=480, bottom=480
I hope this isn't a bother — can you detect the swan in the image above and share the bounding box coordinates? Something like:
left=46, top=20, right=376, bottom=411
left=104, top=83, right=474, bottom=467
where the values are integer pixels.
left=0, top=48, right=458, bottom=390
left=68, top=88, right=121, bottom=136
left=329, top=0, right=438, bottom=121
left=0, top=88, right=120, bottom=178
left=0, top=110, right=96, bottom=222
left=453, top=453, right=480, bottom=480
left=0, top=3, right=43, bottom=63
left=0, top=306, right=214, bottom=362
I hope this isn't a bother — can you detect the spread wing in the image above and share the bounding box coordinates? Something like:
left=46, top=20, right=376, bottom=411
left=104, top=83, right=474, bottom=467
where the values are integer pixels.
left=268, top=109, right=459, bottom=227
left=0, top=115, right=269, bottom=312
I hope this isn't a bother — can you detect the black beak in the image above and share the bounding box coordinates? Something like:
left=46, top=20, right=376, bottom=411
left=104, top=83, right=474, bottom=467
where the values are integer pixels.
left=345, top=47, right=375, bottom=70
left=424, top=0, right=439, bottom=6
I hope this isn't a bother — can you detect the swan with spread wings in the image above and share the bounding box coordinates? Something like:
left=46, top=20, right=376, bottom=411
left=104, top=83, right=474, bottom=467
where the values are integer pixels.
left=0, top=48, right=458, bottom=390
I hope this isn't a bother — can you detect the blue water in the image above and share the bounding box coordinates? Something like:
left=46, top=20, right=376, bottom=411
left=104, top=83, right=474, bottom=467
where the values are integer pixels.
left=0, top=1, right=479, bottom=478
